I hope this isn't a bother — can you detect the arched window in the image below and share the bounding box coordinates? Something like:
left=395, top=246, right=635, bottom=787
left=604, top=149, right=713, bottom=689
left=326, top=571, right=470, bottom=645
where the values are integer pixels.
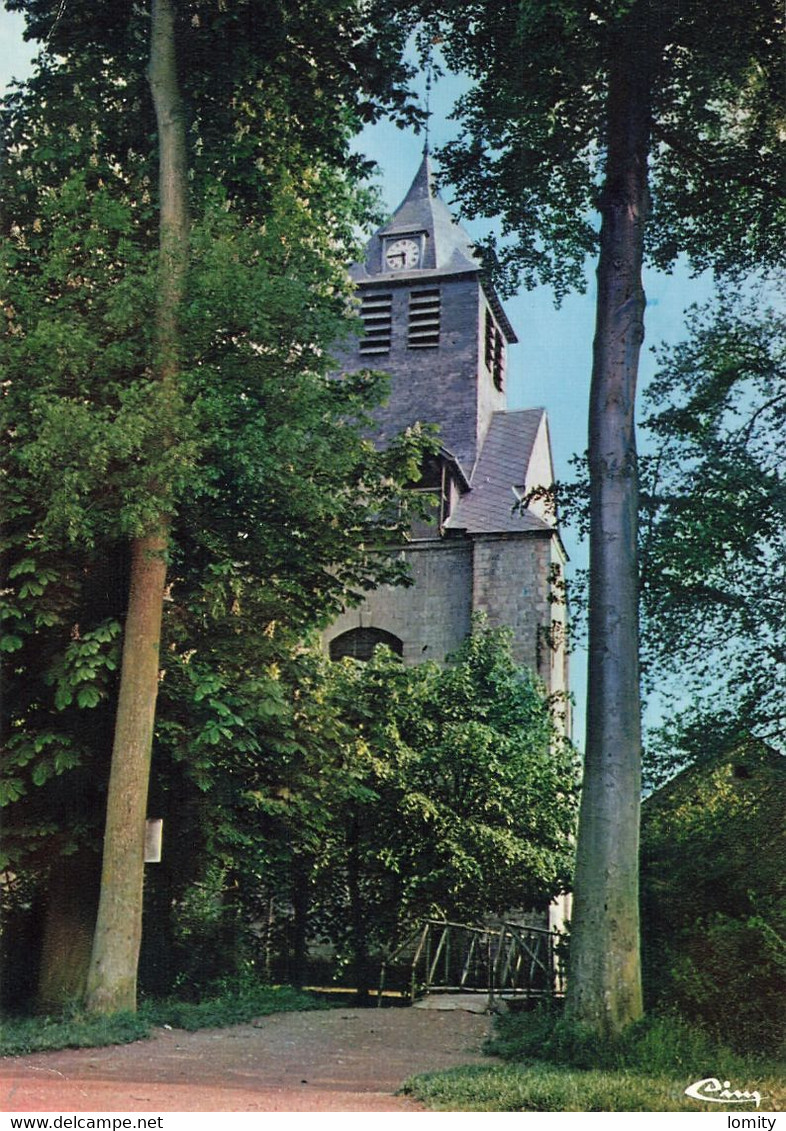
left=329, top=627, right=403, bottom=663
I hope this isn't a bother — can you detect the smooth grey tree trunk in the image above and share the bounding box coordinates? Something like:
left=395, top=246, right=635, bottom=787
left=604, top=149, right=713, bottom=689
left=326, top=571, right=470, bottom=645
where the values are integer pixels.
left=565, top=22, right=655, bottom=1035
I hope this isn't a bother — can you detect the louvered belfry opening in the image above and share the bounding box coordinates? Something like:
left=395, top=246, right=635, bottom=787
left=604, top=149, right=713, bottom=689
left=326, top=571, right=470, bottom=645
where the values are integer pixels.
left=493, top=331, right=505, bottom=390
left=359, top=291, right=393, bottom=354
left=485, top=308, right=505, bottom=390
left=408, top=287, right=441, bottom=348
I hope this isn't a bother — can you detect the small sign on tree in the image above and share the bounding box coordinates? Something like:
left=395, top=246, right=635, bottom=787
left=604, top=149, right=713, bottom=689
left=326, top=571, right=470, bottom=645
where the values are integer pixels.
left=144, top=818, right=163, bottom=864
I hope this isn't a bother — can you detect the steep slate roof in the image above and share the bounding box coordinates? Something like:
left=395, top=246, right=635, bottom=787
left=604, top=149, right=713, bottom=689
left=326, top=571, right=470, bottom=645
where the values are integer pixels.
left=447, top=409, right=554, bottom=535
left=377, top=148, right=480, bottom=274
left=351, top=148, right=516, bottom=343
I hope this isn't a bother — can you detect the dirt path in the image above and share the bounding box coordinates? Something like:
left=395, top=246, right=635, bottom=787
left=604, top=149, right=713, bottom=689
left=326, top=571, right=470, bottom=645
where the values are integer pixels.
left=1, top=1007, right=496, bottom=1112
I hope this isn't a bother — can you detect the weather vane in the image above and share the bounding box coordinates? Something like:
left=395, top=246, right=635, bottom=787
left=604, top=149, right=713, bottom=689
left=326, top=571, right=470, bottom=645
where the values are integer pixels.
left=423, top=54, right=433, bottom=154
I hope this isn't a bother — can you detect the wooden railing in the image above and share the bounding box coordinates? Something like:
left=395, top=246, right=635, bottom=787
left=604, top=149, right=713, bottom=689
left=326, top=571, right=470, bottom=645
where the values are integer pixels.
left=379, top=917, right=566, bottom=1006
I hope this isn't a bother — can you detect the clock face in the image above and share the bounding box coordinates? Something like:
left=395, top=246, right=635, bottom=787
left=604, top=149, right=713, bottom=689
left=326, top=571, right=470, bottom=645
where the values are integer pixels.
left=385, top=237, right=421, bottom=271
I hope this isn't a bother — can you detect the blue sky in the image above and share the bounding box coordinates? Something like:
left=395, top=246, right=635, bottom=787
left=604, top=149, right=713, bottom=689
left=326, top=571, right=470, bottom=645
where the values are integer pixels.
left=0, top=10, right=717, bottom=746
left=1, top=7, right=35, bottom=83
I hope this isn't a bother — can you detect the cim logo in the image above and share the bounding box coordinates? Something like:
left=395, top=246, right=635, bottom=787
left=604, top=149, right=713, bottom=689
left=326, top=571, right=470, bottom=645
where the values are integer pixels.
left=684, top=1077, right=762, bottom=1107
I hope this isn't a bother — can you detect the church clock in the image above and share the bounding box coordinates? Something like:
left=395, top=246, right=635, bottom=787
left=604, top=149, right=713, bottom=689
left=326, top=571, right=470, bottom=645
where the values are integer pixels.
left=384, top=236, right=421, bottom=271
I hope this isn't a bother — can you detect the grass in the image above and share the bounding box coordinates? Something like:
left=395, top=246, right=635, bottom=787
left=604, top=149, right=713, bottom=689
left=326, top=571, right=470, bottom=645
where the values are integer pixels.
left=0, top=1011, right=150, bottom=1057
left=400, top=1009, right=786, bottom=1112
left=401, top=1063, right=748, bottom=1111
left=140, top=982, right=326, bottom=1032
left=486, top=1007, right=763, bottom=1075
left=0, top=984, right=324, bottom=1057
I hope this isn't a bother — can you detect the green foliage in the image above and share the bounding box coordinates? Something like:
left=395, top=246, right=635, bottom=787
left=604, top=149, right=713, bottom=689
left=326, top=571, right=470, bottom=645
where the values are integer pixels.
left=0, top=0, right=436, bottom=909
left=640, top=282, right=786, bottom=767
left=140, top=860, right=258, bottom=996
left=640, top=744, right=786, bottom=1055
left=5, top=0, right=421, bottom=177
left=537, top=277, right=785, bottom=770
left=662, top=915, right=786, bottom=1060
left=305, top=620, right=579, bottom=977
left=383, top=0, right=785, bottom=297
left=0, top=0, right=436, bottom=1008
left=159, top=621, right=578, bottom=995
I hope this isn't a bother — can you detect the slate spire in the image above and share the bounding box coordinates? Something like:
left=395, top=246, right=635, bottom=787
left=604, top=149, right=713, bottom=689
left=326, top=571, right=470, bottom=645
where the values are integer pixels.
left=351, top=149, right=481, bottom=278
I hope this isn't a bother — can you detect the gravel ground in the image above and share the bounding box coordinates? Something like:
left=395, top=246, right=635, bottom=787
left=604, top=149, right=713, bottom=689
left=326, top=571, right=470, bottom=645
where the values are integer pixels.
left=0, top=1006, right=496, bottom=1112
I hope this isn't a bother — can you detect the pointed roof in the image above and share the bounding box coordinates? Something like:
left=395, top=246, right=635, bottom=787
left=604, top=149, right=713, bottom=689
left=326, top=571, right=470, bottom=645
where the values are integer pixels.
left=351, top=147, right=516, bottom=342
left=376, top=147, right=480, bottom=274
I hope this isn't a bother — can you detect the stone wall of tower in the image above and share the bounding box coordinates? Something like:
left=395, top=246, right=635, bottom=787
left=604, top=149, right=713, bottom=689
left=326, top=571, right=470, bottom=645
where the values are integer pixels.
left=470, top=533, right=569, bottom=704
left=325, top=539, right=473, bottom=665
left=325, top=529, right=569, bottom=711
left=476, top=298, right=510, bottom=457
left=328, top=148, right=568, bottom=725
left=346, top=275, right=506, bottom=471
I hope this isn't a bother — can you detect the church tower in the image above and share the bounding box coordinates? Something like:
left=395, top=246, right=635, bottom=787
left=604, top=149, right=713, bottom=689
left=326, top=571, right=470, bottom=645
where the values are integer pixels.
left=348, top=147, right=512, bottom=471
left=326, top=149, right=569, bottom=714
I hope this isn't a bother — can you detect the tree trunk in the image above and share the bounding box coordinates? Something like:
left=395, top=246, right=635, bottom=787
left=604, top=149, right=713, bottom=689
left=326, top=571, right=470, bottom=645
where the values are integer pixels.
left=85, top=0, right=188, bottom=1014
left=37, top=852, right=100, bottom=1013
left=85, top=531, right=169, bottom=1013
left=566, top=25, right=653, bottom=1036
